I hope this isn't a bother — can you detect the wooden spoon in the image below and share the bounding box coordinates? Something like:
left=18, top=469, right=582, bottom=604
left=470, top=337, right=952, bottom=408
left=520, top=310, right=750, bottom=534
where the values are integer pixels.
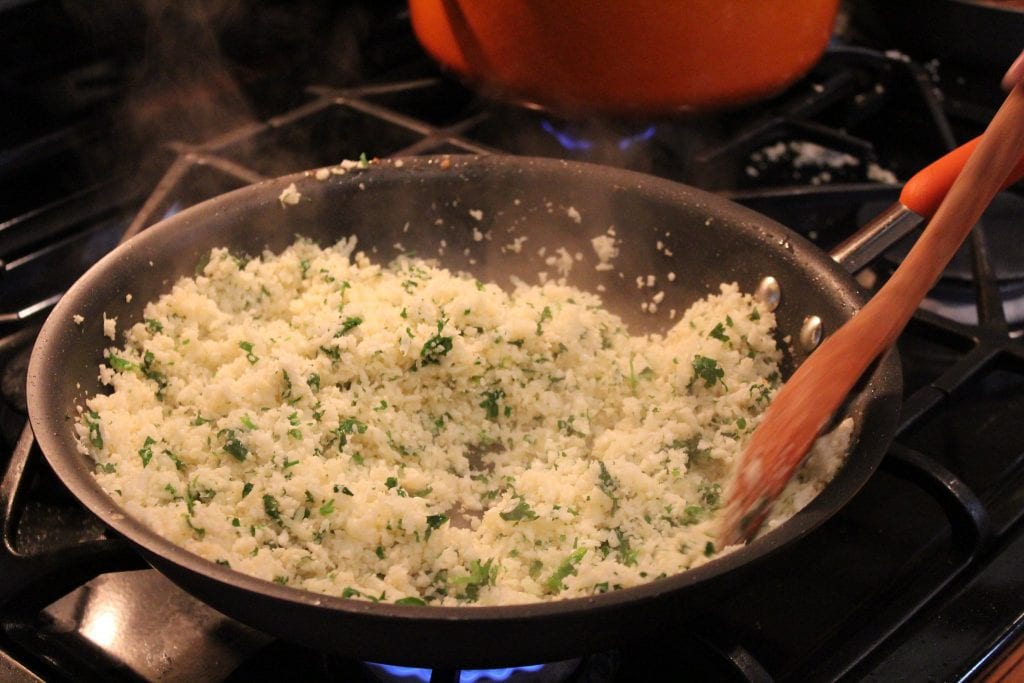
left=719, top=80, right=1024, bottom=546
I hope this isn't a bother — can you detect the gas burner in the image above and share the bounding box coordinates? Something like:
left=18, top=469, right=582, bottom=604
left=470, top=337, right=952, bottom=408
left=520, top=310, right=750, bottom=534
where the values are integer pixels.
left=364, top=658, right=589, bottom=683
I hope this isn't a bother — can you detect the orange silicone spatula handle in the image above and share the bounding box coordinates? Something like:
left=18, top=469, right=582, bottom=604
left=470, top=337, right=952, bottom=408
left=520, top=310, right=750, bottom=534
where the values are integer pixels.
left=901, top=136, right=1024, bottom=217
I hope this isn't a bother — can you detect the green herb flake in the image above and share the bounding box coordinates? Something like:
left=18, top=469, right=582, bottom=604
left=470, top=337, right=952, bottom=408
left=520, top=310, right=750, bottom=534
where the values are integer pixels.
left=419, top=318, right=453, bottom=366
left=689, top=355, right=725, bottom=389
left=479, top=388, right=506, bottom=420
left=709, top=322, right=730, bottom=342
left=704, top=541, right=716, bottom=557
left=107, top=354, right=137, bottom=372
left=144, top=318, right=164, bottom=333
left=546, top=547, right=587, bottom=594
left=536, top=306, right=553, bottom=336
left=500, top=497, right=538, bottom=522
left=597, top=461, right=619, bottom=514
left=306, top=373, right=321, bottom=393
left=358, top=152, right=369, bottom=168
left=239, top=341, right=258, bottom=364
left=263, top=494, right=281, bottom=521
left=138, top=436, right=155, bottom=467
left=241, top=482, right=254, bottom=498
left=319, top=499, right=335, bottom=515
left=394, top=596, right=426, bottom=606
left=748, top=308, right=761, bottom=322
left=240, top=415, right=257, bottom=430
left=335, top=316, right=363, bottom=337
left=219, top=429, right=248, bottom=461
left=452, top=558, right=497, bottom=602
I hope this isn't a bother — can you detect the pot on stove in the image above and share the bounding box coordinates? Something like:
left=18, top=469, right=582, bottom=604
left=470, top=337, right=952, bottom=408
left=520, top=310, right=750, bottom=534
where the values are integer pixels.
left=408, top=0, right=840, bottom=115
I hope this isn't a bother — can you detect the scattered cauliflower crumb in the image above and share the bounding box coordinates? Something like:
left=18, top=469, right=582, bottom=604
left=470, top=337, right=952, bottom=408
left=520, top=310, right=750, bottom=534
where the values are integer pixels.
left=566, top=206, right=581, bottom=224
left=125, top=294, right=133, bottom=303
left=315, top=168, right=331, bottom=181
left=591, top=234, right=619, bottom=272
left=73, top=314, right=84, bottom=325
left=102, top=313, right=116, bottom=340
left=278, top=183, right=301, bottom=206
left=472, top=228, right=484, bottom=242
left=469, top=209, right=484, bottom=222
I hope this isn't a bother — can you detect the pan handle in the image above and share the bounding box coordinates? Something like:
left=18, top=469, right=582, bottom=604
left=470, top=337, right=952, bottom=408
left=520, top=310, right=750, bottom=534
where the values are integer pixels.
left=830, top=135, right=1024, bottom=273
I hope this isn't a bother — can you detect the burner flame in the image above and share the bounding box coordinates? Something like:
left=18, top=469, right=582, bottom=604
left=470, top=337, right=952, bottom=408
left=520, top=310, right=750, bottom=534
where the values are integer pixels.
left=368, top=663, right=545, bottom=682
left=540, top=120, right=657, bottom=153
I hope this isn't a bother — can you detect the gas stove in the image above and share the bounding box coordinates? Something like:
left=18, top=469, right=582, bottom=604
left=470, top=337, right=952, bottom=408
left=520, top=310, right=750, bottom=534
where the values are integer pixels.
left=2, top=2, right=1023, bottom=681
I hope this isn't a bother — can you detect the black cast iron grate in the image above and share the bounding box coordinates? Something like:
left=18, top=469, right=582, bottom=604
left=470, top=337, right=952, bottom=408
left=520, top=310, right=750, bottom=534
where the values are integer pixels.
left=1, top=44, right=1023, bottom=682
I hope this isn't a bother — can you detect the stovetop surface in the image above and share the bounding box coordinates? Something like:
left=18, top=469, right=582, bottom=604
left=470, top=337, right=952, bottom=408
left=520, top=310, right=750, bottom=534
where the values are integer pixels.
left=2, top=2, right=1023, bottom=681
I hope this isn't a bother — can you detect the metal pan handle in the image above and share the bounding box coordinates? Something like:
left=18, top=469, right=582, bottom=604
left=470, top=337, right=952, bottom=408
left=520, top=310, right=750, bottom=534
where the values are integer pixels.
left=830, top=135, right=1024, bottom=273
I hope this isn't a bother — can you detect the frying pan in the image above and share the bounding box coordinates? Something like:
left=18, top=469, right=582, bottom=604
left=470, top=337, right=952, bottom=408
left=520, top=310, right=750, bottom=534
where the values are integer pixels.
left=26, top=155, right=901, bottom=668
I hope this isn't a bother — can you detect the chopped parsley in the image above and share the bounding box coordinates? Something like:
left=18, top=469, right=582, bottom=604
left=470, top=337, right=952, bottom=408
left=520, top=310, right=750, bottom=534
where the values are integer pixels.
left=500, top=496, right=538, bottom=522
left=239, top=341, right=258, bottom=364
left=138, top=436, right=155, bottom=467
left=479, top=387, right=506, bottom=420
left=709, top=322, right=730, bottom=342
left=319, top=499, right=335, bottom=515
left=419, top=318, right=453, bottom=366
left=452, top=558, right=496, bottom=602
left=394, top=597, right=426, bottom=606
left=536, top=306, right=553, bottom=335
left=546, top=547, right=587, bottom=594
left=335, top=316, right=363, bottom=336
left=84, top=411, right=103, bottom=449
left=597, top=461, right=619, bottom=514
left=219, top=429, right=248, bottom=461
left=144, top=318, right=163, bottom=333
left=689, top=355, right=725, bottom=389
left=263, top=494, right=281, bottom=521
left=107, top=354, right=137, bottom=372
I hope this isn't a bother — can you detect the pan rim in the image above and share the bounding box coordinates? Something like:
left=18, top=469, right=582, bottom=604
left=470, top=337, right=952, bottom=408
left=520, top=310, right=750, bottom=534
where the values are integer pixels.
left=26, top=154, right=901, bottom=629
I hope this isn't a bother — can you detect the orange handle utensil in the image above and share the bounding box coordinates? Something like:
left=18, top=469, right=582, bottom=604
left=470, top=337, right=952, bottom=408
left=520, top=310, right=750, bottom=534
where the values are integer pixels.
left=720, top=81, right=1024, bottom=546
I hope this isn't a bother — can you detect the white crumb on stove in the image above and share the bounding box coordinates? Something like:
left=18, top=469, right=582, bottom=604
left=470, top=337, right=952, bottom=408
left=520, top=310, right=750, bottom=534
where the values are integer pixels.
left=745, top=166, right=760, bottom=178
left=790, top=142, right=859, bottom=170
left=315, top=168, right=331, bottom=181
left=591, top=234, right=619, bottom=272
left=102, top=313, right=116, bottom=340
left=652, top=291, right=665, bottom=304
left=635, top=276, right=646, bottom=289
left=812, top=83, right=824, bottom=93
left=544, top=248, right=574, bottom=277
left=79, top=240, right=853, bottom=608
left=537, top=247, right=547, bottom=257
left=884, top=49, right=911, bottom=62
left=646, top=275, right=656, bottom=288
left=705, top=218, right=713, bottom=226
left=468, top=209, right=484, bottom=222
left=867, top=163, right=899, bottom=185
left=402, top=222, right=410, bottom=233
left=656, top=241, right=664, bottom=251
left=358, top=183, right=365, bottom=191
left=669, top=309, right=677, bottom=319
left=394, top=160, right=405, bottom=168
left=434, top=219, right=444, bottom=226
left=668, top=272, right=676, bottom=282
left=513, top=198, right=521, bottom=205
left=393, top=243, right=405, bottom=252
left=278, top=183, right=301, bottom=206
left=566, top=206, right=581, bottom=223
left=126, top=294, right=133, bottom=303
left=596, top=284, right=606, bottom=292
left=73, top=314, right=85, bottom=325
left=472, top=228, right=484, bottom=242
left=440, top=240, right=447, bottom=248
left=503, top=236, right=528, bottom=254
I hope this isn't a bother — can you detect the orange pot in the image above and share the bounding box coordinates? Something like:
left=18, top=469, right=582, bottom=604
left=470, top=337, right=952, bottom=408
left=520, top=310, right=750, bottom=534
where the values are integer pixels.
left=409, top=0, right=840, bottom=115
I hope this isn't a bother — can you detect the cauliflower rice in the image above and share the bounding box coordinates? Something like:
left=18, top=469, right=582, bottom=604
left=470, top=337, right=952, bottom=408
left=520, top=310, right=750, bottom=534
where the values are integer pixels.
left=77, top=238, right=851, bottom=606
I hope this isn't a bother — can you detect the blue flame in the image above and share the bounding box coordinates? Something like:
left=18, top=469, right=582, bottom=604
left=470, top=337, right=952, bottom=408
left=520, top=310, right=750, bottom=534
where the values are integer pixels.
left=368, top=663, right=546, bottom=682
left=540, top=120, right=593, bottom=151
left=618, top=125, right=657, bottom=150
left=540, top=120, right=657, bottom=153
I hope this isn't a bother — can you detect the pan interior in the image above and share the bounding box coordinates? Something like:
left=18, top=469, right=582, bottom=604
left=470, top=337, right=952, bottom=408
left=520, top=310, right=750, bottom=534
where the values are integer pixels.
left=26, top=156, right=900, bottom=661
